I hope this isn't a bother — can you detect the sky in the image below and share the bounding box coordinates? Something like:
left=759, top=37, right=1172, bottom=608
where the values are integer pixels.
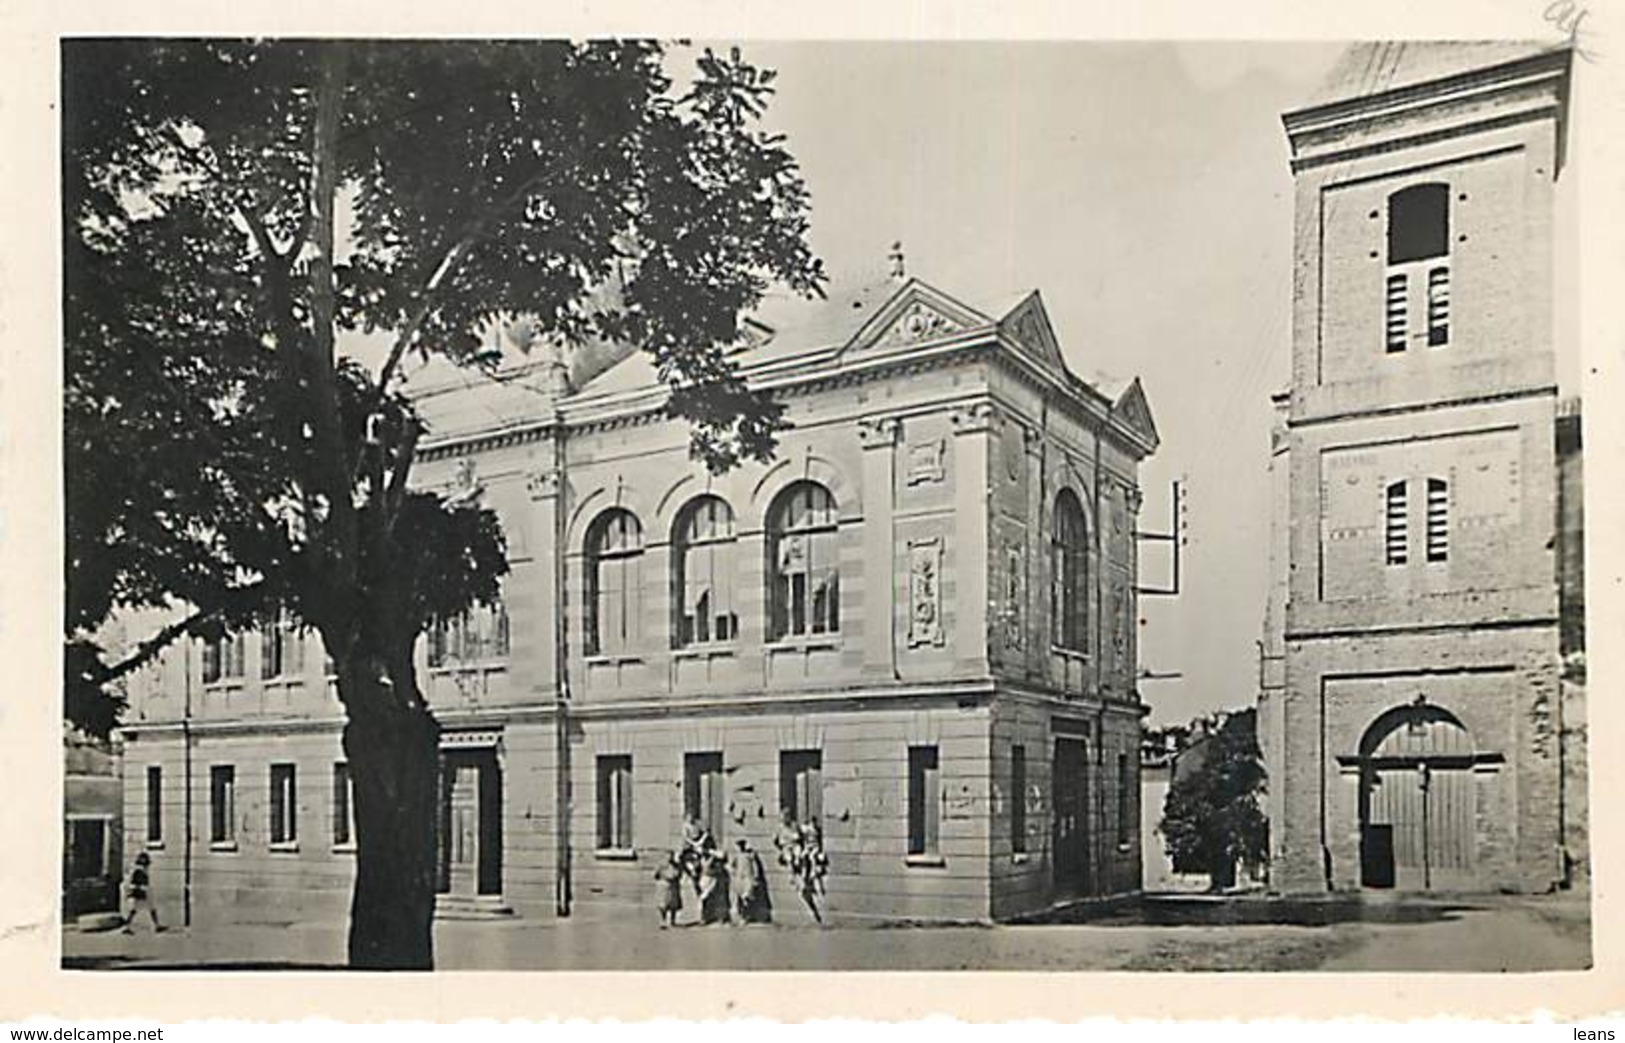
left=704, top=42, right=1347, bottom=725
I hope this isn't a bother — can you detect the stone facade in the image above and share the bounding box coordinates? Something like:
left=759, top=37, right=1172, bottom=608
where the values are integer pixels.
left=1264, top=44, right=1581, bottom=894
left=115, top=275, right=1159, bottom=926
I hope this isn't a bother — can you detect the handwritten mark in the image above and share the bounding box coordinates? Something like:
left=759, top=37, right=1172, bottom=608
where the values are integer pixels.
left=1545, top=0, right=1601, bottom=62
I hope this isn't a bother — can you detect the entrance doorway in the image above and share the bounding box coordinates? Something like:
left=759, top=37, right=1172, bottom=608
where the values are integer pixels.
left=1053, top=737, right=1090, bottom=896
left=1349, top=701, right=1491, bottom=892
left=437, top=749, right=503, bottom=898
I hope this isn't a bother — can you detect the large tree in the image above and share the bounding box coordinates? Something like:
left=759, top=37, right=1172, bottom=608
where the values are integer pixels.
left=63, top=39, right=824, bottom=968
left=1157, top=709, right=1268, bottom=891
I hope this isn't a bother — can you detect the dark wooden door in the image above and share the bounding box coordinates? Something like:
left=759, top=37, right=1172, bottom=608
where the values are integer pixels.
left=1052, top=738, right=1089, bottom=896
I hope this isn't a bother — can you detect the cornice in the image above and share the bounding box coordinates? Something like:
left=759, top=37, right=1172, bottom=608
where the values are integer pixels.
left=1282, top=47, right=1570, bottom=138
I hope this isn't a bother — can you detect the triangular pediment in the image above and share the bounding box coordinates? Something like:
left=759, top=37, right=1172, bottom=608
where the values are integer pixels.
left=1111, top=377, right=1160, bottom=451
left=840, top=279, right=993, bottom=358
left=996, top=290, right=1070, bottom=378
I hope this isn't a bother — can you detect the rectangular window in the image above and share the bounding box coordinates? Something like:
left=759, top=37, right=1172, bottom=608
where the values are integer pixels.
left=332, top=762, right=355, bottom=848
left=1385, top=480, right=1409, bottom=566
left=260, top=615, right=305, bottom=681
left=1426, top=477, right=1449, bottom=563
left=429, top=602, right=511, bottom=667
left=202, top=633, right=245, bottom=685
left=779, top=750, right=823, bottom=826
left=1426, top=266, right=1450, bottom=346
left=145, top=765, right=162, bottom=844
left=1010, top=745, right=1027, bottom=856
left=684, top=752, right=725, bottom=840
left=1116, top=752, right=1132, bottom=847
left=907, top=745, right=941, bottom=857
left=269, top=763, right=297, bottom=845
left=596, top=755, right=634, bottom=851
left=1385, top=274, right=1408, bottom=353
left=209, top=765, right=236, bottom=845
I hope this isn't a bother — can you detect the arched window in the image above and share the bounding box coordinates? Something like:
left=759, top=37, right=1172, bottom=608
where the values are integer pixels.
left=768, top=482, right=839, bottom=640
left=1051, top=489, right=1089, bottom=652
left=586, top=509, right=643, bottom=655
left=1387, top=183, right=1449, bottom=264
left=674, top=496, right=738, bottom=646
left=1385, top=183, right=1452, bottom=352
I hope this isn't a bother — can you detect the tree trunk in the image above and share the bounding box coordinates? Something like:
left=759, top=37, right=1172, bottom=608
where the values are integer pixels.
left=340, top=671, right=441, bottom=970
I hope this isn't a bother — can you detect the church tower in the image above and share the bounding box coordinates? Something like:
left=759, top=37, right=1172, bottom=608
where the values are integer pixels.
left=1272, top=43, right=1574, bottom=892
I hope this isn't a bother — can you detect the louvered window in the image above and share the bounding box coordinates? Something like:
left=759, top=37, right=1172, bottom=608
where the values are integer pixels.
left=1427, top=267, right=1450, bottom=347
left=1426, top=478, right=1449, bottom=563
left=1385, top=480, right=1409, bottom=566
left=1385, top=274, right=1409, bottom=353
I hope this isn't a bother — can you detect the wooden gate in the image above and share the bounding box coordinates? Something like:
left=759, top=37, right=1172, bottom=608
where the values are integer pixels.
left=1356, top=705, right=1478, bottom=891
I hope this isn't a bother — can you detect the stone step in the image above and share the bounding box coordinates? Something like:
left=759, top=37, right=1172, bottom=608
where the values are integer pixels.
left=434, top=895, right=516, bottom=921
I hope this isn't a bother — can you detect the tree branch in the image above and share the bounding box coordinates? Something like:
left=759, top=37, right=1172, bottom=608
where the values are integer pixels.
left=90, top=609, right=210, bottom=686
left=372, top=154, right=572, bottom=395
left=238, top=204, right=286, bottom=266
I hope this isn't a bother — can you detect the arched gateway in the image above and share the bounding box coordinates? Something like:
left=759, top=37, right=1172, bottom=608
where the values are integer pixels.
left=1339, top=699, right=1503, bottom=892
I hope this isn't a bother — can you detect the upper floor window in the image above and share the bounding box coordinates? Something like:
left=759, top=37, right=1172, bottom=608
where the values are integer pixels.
left=428, top=600, right=510, bottom=667
left=674, top=496, right=738, bottom=647
left=1384, top=183, right=1452, bottom=352
left=586, top=509, right=644, bottom=655
left=1384, top=477, right=1449, bottom=567
left=202, top=633, right=246, bottom=685
left=1384, top=480, right=1409, bottom=566
left=1051, top=489, right=1089, bottom=652
left=1426, top=477, right=1450, bottom=563
left=260, top=612, right=304, bottom=681
left=1387, top=183, right=1449, bottom=264
left=768, top=482, right=839, bottom=640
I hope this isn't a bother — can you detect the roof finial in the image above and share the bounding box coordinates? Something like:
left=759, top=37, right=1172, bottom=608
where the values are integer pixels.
left=888, top=240, right=906, bottom=281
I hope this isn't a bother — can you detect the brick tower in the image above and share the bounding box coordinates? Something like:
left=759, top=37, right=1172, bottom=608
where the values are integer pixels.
left=1271, top=43, right=1573, bottom=893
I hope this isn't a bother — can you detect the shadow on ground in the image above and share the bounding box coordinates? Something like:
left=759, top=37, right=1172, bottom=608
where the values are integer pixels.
left=1022, top=893, right=1482, bottom=928
left=64, top=956, right=343, bottom=971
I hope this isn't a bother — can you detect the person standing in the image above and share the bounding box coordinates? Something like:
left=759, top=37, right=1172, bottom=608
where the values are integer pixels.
left=728, top=837, right=772, bottom=925
left=120, top=852, right=163, bottom=934
left=653, top=851, right=684, bottom=929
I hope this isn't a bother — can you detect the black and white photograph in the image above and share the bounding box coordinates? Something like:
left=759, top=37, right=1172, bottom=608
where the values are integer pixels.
left=32, top=12, right=1612, bottom=1004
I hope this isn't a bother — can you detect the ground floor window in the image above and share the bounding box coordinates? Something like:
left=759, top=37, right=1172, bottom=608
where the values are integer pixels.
left=210, top=765, right=236, bottom=846
left=684, top=752, right=725, bottom=840
left=1116, top=752, right=1132, bottom=847
left=269, top=763, right=297, bottom=846
left=907, top=745, right=941, bottom=857
left=597, top=755, right=634, bottom=851
left=332, top=762, right=355, bottom=849
left=779, top=749, right=823, bottom=826
left=1011, top=745, right=1027, bottom=855
left=145, top=765, right=163, bottom=844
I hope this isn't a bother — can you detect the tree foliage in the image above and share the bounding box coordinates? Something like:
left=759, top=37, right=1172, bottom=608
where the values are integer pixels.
left=64, top=39, right=824, bottom=965
left=1157, top=709, right=1268, bottom=889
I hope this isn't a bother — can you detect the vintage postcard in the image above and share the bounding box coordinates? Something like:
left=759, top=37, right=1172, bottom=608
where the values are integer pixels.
left=3, top=0, right=1623, bottom=1026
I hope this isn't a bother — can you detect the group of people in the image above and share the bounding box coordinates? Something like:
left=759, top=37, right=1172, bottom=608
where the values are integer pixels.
left=653, top=810, right=829, bottom=928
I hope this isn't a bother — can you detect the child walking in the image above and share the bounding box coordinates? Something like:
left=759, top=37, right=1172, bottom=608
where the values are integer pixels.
left=121, top=852, right=164, bottom=934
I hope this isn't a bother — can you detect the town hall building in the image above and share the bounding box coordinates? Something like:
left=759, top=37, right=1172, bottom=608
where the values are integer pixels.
left=115, top=270, right=1161, bottom=926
